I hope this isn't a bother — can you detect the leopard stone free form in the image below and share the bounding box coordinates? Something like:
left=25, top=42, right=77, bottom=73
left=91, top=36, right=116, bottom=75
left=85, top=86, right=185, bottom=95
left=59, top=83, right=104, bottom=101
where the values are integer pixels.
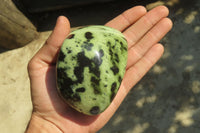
left=56, top=25, right=127, bottom=115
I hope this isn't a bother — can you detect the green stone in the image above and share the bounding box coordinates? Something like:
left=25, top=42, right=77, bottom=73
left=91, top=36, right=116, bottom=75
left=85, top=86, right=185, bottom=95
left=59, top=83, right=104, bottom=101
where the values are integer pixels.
left=56, top=25, right=127, bottom=115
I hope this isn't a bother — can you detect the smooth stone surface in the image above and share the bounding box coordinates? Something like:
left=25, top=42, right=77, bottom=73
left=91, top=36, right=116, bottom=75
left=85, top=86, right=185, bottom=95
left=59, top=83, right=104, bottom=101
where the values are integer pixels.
left=56, top=25, right=128, bottom=115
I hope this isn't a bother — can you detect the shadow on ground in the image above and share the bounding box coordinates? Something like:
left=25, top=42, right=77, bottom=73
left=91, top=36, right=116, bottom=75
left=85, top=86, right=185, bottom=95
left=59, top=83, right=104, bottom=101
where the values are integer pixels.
left=99, top=0, right=200, bottom=132
left=13, top=0, right=159, bottom=31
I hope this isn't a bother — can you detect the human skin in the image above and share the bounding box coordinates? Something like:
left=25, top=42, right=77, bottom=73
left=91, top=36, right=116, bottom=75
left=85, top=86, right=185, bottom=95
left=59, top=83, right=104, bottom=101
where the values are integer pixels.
left=26, top=6, right=172, bottom=133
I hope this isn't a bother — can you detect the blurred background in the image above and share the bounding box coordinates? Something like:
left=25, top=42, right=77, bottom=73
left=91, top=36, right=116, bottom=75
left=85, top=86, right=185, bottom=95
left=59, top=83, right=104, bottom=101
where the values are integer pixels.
left=0, top=0, right=200, bottom=133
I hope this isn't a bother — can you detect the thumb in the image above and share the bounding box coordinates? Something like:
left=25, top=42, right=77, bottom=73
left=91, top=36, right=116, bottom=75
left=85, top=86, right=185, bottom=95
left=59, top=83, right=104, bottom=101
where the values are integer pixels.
left=28, top=16, right=70, bottom=73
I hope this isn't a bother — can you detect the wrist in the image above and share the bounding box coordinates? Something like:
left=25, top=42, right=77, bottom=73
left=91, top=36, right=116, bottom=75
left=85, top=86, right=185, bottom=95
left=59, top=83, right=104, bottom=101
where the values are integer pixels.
left=26, top=114, right=63, bottom=133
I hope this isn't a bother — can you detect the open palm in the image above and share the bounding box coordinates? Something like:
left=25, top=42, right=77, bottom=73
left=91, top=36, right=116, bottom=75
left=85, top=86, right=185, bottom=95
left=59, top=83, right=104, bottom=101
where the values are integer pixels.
left=27, top=6, right=172, bottom=133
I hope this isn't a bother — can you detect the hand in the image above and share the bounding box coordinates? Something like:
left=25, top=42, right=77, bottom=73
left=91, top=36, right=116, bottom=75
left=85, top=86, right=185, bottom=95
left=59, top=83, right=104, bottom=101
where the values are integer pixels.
left=26, top=6, right=172, bottom=133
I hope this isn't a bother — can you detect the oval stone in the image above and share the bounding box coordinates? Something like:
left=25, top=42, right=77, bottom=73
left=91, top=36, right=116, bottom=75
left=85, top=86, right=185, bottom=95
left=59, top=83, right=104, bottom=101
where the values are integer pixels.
left=56, top=25, right=127, bottom=115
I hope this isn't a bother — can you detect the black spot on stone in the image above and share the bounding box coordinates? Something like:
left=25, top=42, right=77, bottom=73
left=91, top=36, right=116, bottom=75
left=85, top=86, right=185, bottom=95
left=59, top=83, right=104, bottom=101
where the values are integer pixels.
left=90, top=67, right=100, bottom=77
left=74, top=51, right=102, bottom=94
left=75, top=41, right=80, bottom=44
left=99, top=49, right=104, bottom=57
left=57, top=48, right=105, bottom=101
left=110, top=82, right=118, bottom=102
left=67, top=50, right=72, bottom=54
left=71, top=56, right=76, bottom=60
left=115, top=39, right=119, bottom=42
left=91, top=76, right=101, bottom=94
left=57, top=68, right=74, bottom=99
left=72, top=93, right=81, bottom=102
left=111, top=82, right=117, bottom=92
left=93, top=88, right=101, bottom=94
left=110, top=93, right=116, bottom=102
left=83, top=41, right=94, bottom=51
left=93, top=98, right=97, bottom=100
left=91, top=76, right=100, bottom=85
left=123, top=46, right=127, bottom=51
left=76, top=87, right=85, bottom=92
left=90, top=106, right=100, bottom=115
left=74, top=51, right=91, bottom=84
left=119, top=41, right=127, bottom=52
left=120, top=45, right=127, bottom=52
left=67, top=34, right=74, bottom=39
left=118, top=76, right=122, bottom=83
left=104, top=85, right=107, bottom=87
left=85, top=32, right=93, bottom=40
left=106, top=70, right=108, bottom=73
left=58, top=52, right=65, bottom=61
left=108, top=41, right=121, bottom=75
left=108, top=44, right=114, bottom=58
left=114, top=53, right=119, bottom=63
left=112, top=45, right=115, bottom=49
left=110, top=66, right=119, bottom=75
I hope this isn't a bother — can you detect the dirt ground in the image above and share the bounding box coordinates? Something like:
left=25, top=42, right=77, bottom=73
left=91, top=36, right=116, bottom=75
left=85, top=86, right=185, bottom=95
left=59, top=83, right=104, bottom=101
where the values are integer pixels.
left=0, top=0, right=200, bottom=133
